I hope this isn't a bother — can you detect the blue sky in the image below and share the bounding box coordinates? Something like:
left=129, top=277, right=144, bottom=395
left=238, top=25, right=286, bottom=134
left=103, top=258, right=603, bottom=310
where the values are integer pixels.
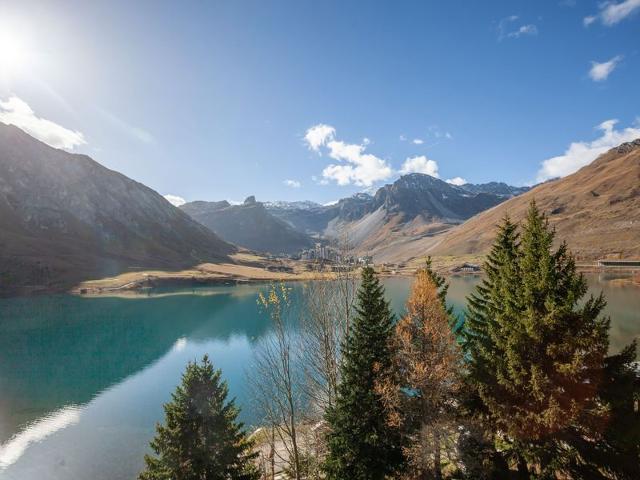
left=0, top=0, right=638, bottom=205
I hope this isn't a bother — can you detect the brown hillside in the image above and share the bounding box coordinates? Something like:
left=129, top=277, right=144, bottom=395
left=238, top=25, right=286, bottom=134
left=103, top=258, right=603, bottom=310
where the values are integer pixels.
left=430, top=140, right=640, bottom=260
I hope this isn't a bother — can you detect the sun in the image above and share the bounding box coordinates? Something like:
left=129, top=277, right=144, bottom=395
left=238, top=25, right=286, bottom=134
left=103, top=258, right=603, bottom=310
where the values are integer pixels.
left=0, top=29, right=29, bottom=74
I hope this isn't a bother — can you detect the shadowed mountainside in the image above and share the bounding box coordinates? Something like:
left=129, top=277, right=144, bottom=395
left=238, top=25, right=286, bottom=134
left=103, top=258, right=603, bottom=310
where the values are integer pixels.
left=181, top=196, right=316, bottom=254
left=0, top=123, right=235, bottom=294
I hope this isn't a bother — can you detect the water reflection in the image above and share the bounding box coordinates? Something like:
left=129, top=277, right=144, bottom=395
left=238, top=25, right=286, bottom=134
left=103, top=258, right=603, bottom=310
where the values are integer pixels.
left=0, top=275, right=636, bottom=480
left=0, top=405, right=81, bottom=469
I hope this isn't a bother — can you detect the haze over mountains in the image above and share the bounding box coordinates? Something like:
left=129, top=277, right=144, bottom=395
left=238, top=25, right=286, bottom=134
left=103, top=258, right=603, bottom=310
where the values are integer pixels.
left=0, top=123, right=234, bottom=293
left=181, top=174, right=529, bottom=260
left=1, top=121, right=638, bottom=294
left=181, top=196, right=315, bottom=254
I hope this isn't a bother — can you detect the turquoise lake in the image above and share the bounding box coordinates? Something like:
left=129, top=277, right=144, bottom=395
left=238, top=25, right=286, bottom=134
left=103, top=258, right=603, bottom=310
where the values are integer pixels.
left=0, top=274, right=638, bottom=480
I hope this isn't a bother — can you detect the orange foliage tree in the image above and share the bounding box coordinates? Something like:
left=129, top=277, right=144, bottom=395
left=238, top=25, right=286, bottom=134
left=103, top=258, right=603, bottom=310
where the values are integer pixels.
left=378, top=269, right=463, bottom=479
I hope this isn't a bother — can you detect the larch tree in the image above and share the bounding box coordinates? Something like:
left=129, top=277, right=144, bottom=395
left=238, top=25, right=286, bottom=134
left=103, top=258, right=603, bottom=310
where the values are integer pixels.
left=324, top=265, right=404, bottom=480
left=378, top=269, right=463, bottom=479
left=139, top=355, right=258, bottom=480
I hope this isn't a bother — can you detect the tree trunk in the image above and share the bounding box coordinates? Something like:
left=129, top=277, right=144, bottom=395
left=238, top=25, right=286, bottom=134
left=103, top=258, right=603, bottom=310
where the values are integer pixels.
left=516, top=453, right=530, bottom=480
left=290, top=414, right=301, bottom=480
left=270, top=427, right=275, bottom=480
left=433, top=429, right=442, bottom=480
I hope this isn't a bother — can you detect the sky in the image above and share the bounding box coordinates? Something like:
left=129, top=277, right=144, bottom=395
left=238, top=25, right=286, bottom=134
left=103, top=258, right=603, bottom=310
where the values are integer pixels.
left=0, top=0, right=638, bottom=206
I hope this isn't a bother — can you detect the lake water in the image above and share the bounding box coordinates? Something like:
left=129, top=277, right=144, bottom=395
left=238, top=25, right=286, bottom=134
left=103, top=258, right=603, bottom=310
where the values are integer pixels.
left=0, top=274, right=638, bottom=480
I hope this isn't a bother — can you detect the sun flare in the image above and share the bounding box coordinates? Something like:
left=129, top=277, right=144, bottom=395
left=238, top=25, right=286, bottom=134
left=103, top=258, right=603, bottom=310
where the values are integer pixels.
left=0, top=29, right=29, bottom=74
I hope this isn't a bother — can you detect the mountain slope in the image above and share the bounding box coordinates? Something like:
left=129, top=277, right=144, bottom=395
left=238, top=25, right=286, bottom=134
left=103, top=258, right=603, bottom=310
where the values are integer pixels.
left=459, top=182, right=530, bottom=197
left=431, top=140, right=640, bottom=260
left=323, top=174, right=506, bottom=261
left=0, top=123, right=235, bottom=293
left=181, top=196, right=315, bottom=254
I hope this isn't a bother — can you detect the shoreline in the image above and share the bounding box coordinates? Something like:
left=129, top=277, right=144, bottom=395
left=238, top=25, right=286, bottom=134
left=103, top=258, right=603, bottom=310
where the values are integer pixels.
left=2, top=255, right=638, bottom=299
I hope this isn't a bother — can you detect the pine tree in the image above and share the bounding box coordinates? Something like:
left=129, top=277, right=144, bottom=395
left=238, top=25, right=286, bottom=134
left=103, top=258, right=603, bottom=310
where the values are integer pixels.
left=460, top=215, right=520, bottom=477
left=139, top=355, right=259, bottom=480
left=551, top=339, right=640, bottom=480
left=463, top=215, right=521, bottom=403
left=462, top=201, right=640, bottom=477
left=324, top=265, right=404, bottom=480
left=424, top=256, right=459, bottom=332
left=497, top=202, right=609, bottom=443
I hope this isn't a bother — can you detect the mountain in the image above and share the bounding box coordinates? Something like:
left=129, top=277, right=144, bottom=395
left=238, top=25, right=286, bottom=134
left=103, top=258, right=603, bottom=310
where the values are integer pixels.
left=181, top=196, right=315, bottom=254
left=368, top=174, right=505, bottom=220
left=321, top=174, right=507, bottom=261
left=459, top=182, right=530, bottom=197
left=240, top=175, right=524, bottom=259
left=0, top=123, right=235, bottom=294
left=431, top=139, right=640, bottom=260
left=264, top=200, right=322, bottom=211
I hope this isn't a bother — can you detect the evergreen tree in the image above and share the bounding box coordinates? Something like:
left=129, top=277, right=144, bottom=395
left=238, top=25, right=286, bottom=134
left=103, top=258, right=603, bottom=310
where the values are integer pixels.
left=463, top=201, right=640, bottom=477
left=324, top=265, right=404, bottom=480
left=139, top=356, right=258, bottom=480
left=461, top=215, right=521, bottom=476
left=557, top=340, right=640, bottom=480
left=495, top=202, right=609, bottom=444
left=463, top=215, right=521, bottom=406
left=424, top=256, right=459, bottom=332
left=424, top=256, right=451, bottom=314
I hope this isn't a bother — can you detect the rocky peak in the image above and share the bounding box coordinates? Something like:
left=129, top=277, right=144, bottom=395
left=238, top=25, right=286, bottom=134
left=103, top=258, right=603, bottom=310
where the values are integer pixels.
left=615, top=138, right=640, bottom=155
left=243, top=195, right=257, bottom=205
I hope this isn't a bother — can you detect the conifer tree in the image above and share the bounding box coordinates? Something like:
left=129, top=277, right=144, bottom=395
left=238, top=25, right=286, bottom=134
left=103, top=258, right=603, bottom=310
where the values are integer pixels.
left=494, top=202, right=609, bottom=443
left=377, top=269, right=462, bottom=479
left=324, top=265, right=404, bottom=480
left=139, top=356, right=259, bottom=480
left=462, top=201, right=640, bottom=477
left=424, top=256, right=451, bottom=314
left=457, top=217, right=521, bottom=477
left=463, top=215, right=520, bottom=400
left=424, top=256, right=459, bottom=331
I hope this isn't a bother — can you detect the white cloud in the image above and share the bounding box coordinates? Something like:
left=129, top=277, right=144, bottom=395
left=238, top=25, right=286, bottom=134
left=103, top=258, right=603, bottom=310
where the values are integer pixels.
left=498, top=15, right=538, bottom=40
left=446, top=176, right=467, bottom=186
left=412, top=138, right=424, bottom=145
left=589, top=55, right=622, bottom=81
left=164, top=194, right=186, bottom=207
left=400, top=155, right=440, bottom=177
left=601, top=0, right=640, bottom=25
left=507, top=24, right=538, bottom=38
left=399, top=134, right=407, bottom=141
left=536, top=119, right=640, bottom=182
left=585, top=0, right=640, bottom=26
left=283, top=179, right=301, bottom=188
left=0, top=96, right=86, bottom=150
left=304, top=124, right=335, bottom=151
left=308, top=124, right=393, bottom=186
left=322, top=138, right=393, bottom=186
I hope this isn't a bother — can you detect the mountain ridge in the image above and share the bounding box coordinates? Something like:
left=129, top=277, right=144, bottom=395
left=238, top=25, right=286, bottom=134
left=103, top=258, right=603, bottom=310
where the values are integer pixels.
left=181, top=196, right=316, bottom=254
left=0, top=123, right=235, bottom=294
left=429, top=139, right=640, bottom=260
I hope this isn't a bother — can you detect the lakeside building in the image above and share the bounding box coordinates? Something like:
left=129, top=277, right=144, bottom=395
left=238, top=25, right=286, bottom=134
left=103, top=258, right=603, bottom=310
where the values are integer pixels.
left=450, top=263, right=481, bottom=273
left=596, top=259, right=640, bottom=268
